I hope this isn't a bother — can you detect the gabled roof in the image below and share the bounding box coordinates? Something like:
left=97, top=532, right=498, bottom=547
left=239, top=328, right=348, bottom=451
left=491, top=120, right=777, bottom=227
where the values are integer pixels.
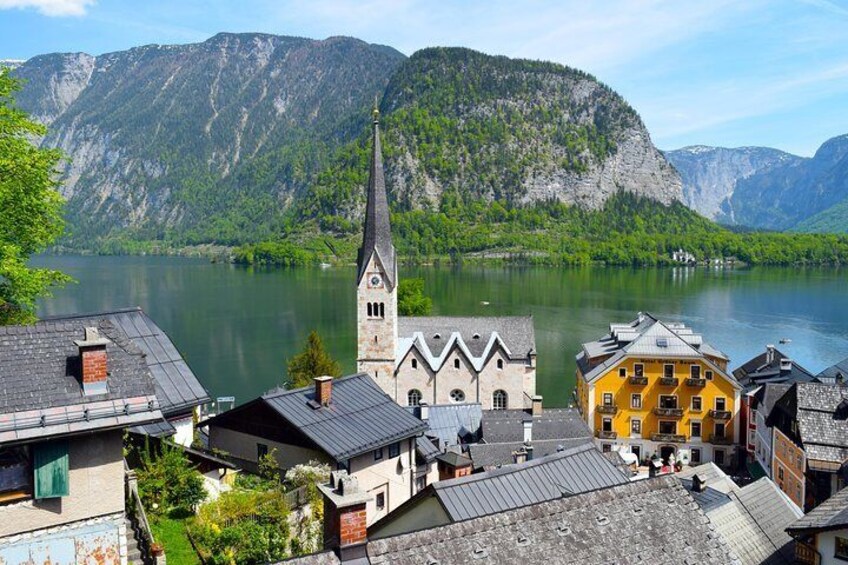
left=366, top=475, right=740, bottom=565
left=41, top=308, right=210, bottom=415
left=787, top=481, right=848, bottom=534
left=779, top=383, right=848, bottom=465
left=481, top=408, right=590, bottom=443
left=397, top=316, right=535, bottom=372
left=356, top=110, right=396, bottom=291
left=754, top=383, right=793, bottom=419
left=0, top=318, right=163, bottom=443
left=733, top=347, right=817, bottom=390
left=467, top=437, right=594, bottom=471
left=204, top=374, right=427, bottom=461
left=818, top=356, right=848, bottom=384
left=416, top=402, right=482, bottom=447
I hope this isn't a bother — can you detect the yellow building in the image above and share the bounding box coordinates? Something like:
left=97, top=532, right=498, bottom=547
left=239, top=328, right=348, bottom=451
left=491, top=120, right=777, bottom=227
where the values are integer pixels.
left=576, top=313, right=741, bottom=467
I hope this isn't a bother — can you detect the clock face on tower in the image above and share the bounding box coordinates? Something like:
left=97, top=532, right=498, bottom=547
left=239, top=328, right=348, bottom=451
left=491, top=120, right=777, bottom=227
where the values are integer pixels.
left=369, top=274, right=383, bottom=288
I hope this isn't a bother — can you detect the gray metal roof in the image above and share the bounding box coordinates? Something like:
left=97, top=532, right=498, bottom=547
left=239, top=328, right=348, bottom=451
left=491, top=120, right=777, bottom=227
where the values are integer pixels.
left=733, top=347, right=817, bottom=390
left=788, top=480, right=848, bottom=533
left=415, top=435, right=440, bottom=462
left=755, top=383, right=793, bottom=419
left=468, top=437, right=594, bottom=471
left=259, top=374, right=428, bottom=461
left=419, top=403, right=482, bottom=446
left=429, top=443, right=629, bottom=522
left=818, top=356, right=848, bottom=384
left=0, top=318, right=163, bottom=442
left=366, top=475, right=740, bottom=565
left=41, top=308, right=211, bottom=415
left=129, top=417, right=177, bottom=438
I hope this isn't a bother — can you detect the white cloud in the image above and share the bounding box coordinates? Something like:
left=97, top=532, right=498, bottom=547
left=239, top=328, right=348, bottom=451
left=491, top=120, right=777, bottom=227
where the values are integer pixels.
left=0, top=0, right=94, bottom=16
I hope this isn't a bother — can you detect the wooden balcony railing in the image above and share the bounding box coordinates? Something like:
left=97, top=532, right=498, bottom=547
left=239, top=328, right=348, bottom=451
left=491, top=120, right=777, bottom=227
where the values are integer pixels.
left=659, top=377, right=679, bottom=386
left=596, top=404, right=618, bottom=414
left=653, top=407, right=684, bottom=418
left=596, top=430, right=618, bottom=440
left=651, top=433, right=686, bottom=443
left=686, top=378, right=706, bottom=387
left=794, top=540, right=821, bottom=565
left=629, top=376, right=648, bottom=386
left=709, top=410, right=732, bottom=420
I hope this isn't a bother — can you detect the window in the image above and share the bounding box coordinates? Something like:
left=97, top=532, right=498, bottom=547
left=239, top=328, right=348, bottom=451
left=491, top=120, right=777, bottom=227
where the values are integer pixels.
left=407, top=389, right=422, bottom=406
left=411, top=358, right=418, bottom=370
left=631, top=393, right=642, bottom=409
left=690, top=365, right=701, bottom=379
left=715, top=422, right=726, bottom=439
left=454, top=358, right=460, bottom=370
left=496, top=359, right=504, bottom=370
left=834, top=536, right=848, bottom=558
left=0, top=445, right=32, bottom=503
left=367, top=303, right=372, bottom=317
left=619, top=367, right=627, bottom=378
left=663, top=364, right=675, bottom=379
left=778, top=467, right=784, bottom=480
left=714, top=450, right=725, bottom=466
left=493, top=390, right=508, bottom=410
left=659, top=395, right=678, bottom=409
left=659, top=421, right=677, bottom=435
left=34, top=441, right=69, bottom=500
left=603, top=392, right=613, bottom=406
left=257, top=443, right=268, bottom=460
left=449, top=389, right=465, bottom=403
left=388, top=442, right=400, bottom=458
left=715, top=397, right=727, bottom=411
left=375, top=492, right=385, bottom=511
left=631, top=418, right=641, bottom=435
left=691, top=421, right=702, bottom=438
left=336, top=460, right=349, bottom=472
left=705, top=370, right=713, bottom=381
left=602, top=444, right=612, bottom=453
left=634, top=364, right=644, bottom=377
left=692, top=396, right=703, bottom=411
left=602, top=418, right=613, bottom=432
left=691, top=448, right=701, bottom=464
left=415, top=475, right=426, bottom=492
left=374, top=447, right=384, bottom=461
left=379, top=303, right=385, bottom=318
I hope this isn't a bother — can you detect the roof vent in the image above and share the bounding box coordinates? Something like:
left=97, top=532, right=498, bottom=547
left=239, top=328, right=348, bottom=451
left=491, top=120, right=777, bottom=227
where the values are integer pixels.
left=516, top=535, right=530, bottom=547
left=656, top=337, right=669, bottom=348
left=780, top=359, right=793, bottom=372
left=472, top=333, right=480, bottom=340
left=472, top=547, right=489, bottom=559
left=595, top=515, right=610, bottom=526
left=556, top=523, right=572, bottom=536
left=434, top=333, right=442, bottom=340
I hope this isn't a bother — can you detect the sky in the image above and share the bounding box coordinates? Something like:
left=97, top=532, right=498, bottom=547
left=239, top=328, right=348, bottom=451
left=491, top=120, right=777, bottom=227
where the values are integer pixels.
left=2, top=0, right=848, bottom=155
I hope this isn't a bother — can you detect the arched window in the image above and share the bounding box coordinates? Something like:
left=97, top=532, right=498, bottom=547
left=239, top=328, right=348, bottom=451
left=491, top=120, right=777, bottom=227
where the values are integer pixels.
left=454, top=358, right=460, bottom=370
left=380, top=303, right=385, bottom=318
left=408, top=389, right=423, bottom=406
left=367, top=303, right=373, bottom=317
left=449, top=389, right=466, bottom=403
left=493, top=390, right=508, bottom=410
left=497, top=359, right=504, bottom=370
left=411, top=358, right=418, bottom=369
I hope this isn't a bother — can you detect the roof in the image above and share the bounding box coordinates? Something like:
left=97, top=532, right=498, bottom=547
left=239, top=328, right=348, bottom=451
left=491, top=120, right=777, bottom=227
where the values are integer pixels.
left=356, top=111, right=396, bottom=291
left=397, top=316, right=535, bottom=372
left=754, top=383, right=792, bottom=419
left=366, top=475, right=740, bottom=565
left=818, top=356, right=848, bottom=384
left=733, top=347, right=817, bottom=390
left=467, top=437, right=593, bottom=471
left=786, top=383, right=848, bottom=464
left=0, top=318, right=163, bottom=443
left=41, top=307, right=210, bottom=415
left=129, top=418, right=177, bottom=438
left=677, top=462, right=741, bottom=495
left=436, top=450, right=472, bottom=468
left=416, top=403, right=482, bottom=447
left=480, top=408, right=590, bottom=443
left=578, top=313, right=735, bottom=386
left=415, top=435, right=440, bottom=462
left=787, top=481, right=848, bottom=534
left=205, top=374, right=428, bottom=461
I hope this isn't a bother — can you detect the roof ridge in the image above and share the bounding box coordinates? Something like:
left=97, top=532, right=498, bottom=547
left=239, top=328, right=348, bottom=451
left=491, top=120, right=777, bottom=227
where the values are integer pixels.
left=39, top=306, right=144, bottom=321
left=262, top=372, right=368, bottom=399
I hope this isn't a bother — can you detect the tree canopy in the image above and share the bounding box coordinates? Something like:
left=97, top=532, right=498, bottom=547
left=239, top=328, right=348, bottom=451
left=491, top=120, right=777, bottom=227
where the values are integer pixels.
left=286, top=330, right=342, bottom=389
left=0, top=68, right=70, bottom=325
left=398, top=278, right=432, bottom=316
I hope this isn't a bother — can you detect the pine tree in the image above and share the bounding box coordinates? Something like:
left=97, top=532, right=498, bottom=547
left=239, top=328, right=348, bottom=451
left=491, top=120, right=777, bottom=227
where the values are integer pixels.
left=286, top=331, right=342, bottom=389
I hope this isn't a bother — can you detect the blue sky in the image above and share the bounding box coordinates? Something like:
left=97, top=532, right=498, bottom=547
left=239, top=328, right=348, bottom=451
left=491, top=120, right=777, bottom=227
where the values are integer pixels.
left=2, top=0, right=848, bottom=155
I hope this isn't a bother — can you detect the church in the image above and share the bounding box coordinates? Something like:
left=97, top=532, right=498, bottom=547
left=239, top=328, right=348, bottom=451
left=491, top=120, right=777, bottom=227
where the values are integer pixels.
left=356, top=108, right=537, bottom=411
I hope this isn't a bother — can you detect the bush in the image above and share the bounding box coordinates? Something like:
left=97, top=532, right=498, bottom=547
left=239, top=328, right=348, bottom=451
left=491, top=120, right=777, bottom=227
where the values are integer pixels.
left=136, top=442, right=207, bottom=516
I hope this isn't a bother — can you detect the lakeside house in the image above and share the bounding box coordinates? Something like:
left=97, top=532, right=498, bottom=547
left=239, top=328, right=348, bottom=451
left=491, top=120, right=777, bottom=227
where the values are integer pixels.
left=575, top=312, right=741, bottom=468
left=201, top=374, right=431, bottom=524
left=355, top=108, right=537, bottom=410
left=0, top=319, right=163, bottom=564
left=787, top=484, right=848, bottom=565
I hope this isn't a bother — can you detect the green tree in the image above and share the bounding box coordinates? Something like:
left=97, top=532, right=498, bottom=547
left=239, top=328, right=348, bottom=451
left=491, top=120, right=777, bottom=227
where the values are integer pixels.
left=286, top=331, right=342, bottom=389
left=0, top=68, right=70, bottom=325
left=136, top=442, right=206, bottom=515
left=398, top=278, right=433, bottom=316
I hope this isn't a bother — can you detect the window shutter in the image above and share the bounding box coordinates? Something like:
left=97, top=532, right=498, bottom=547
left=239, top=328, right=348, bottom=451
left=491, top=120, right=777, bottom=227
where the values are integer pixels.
left=34, top=440, right=70, bottom=499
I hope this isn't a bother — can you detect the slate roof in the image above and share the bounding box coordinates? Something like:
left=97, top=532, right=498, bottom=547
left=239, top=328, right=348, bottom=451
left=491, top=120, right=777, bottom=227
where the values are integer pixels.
left=467, top=437, right=594, bottom=471
left=204, top=374, right=428, bottom=461
left=787, top=481, right=848, bottom=534
left=792, top=383, right=848, bottom=464
left=366, top=475, right=740, bottom=565
left=41, top=308, right=210, bottom=416
left=481, top=408, right=590, bottom=443
left=733, top=347, right=817, bottom=390
left=356, top=112, right=396, bottom=290
left=755, top=383, right=792, bottom=419
left=397, top=316, right=535, bottom=372
left=818, top=356, right=848, bottom=384
left=130, top=417, right=177, bottom=438
left=0, top=318, right=163, bottom=442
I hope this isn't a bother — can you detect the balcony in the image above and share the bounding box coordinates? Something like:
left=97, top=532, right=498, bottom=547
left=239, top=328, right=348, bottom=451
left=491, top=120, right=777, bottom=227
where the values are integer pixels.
left=659, top=377, right=679, bottom=386
left=596, top=404, right=618, bottom=415
left=653, top=407, right=684, bottom=418
left=651, top=433, right=686, bottom=443
left=709, top=434, right=733, bottom=445
left=629, top=376, right=648, bottom=386
left=795, top=541, right=820, bottom=565
left=709, top=410, right=732, bottom=420
left=596, top=430, right=618, bottom=440
left=685, top=378, right=706, bottom=387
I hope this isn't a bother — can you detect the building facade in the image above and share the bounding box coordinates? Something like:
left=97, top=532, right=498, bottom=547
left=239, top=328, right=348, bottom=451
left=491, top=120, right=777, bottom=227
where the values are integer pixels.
left=576, top=313, right=741, bottom=467
left=355, top=108, right=536, bottom=410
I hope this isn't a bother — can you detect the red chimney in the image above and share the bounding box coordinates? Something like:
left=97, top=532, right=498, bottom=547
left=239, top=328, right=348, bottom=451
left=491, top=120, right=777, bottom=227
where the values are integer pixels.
left=319, top=471, right=372, bottom=561
left=74, top=327, right=111, bottom=396
left=315, top=376, right=333, bottom=406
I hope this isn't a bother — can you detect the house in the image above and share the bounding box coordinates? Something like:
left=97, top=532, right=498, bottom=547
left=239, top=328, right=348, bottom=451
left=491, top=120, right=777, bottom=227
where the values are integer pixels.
left=0, top=319, right=163, bottom=564
left=355, top=108, right=536, bottom=410
left=202, top=374, right=429, bottom=524
left=285, top=473, right=740, bottom=564
left=767, top=382, right=848, bottom=511
left=818, top=356, right=848, bottom=384
left=733, top=345, right=817, bottom=455
left=679, top=463, right=802, bottom=565
left=575, top=312, right=741, bottom=468
left=752, top=383, right=792, bottom=478
left=42, top=307, right=211, bottom=446
left=787, top=484, right=848, bottom=565
left=367, top=443, right=630, bottom=540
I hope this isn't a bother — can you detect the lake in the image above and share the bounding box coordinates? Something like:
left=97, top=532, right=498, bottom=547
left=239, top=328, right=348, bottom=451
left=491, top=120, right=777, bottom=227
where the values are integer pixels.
left=33, top=255, right=848, bottom=408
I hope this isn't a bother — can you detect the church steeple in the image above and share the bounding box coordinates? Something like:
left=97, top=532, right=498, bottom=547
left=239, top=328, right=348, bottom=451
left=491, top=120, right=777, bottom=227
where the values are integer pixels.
left=357, top=104, right=396, bottom=290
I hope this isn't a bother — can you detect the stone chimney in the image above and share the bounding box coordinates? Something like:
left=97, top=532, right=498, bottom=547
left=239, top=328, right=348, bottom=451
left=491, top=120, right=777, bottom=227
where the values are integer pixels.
left=419, top=402, right=429, bottom=421
left=766, top=344, right=775, bottom=364
left=692, top=474, right=706, bottom=493
left=315, top=376, right=333, bottom=407
left=512, top=447, right=527, bottom=465
left=780, top=358, right=793, bottom=373
left=319, top=470, right=372, bottom=561
left=74, top=327, right=111, bottom=396
left=531, top=395, right=543, bottom=417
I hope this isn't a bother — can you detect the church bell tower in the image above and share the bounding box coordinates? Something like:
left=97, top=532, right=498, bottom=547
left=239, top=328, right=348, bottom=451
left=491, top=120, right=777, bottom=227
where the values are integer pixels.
left=356, top=106, right=398, bottom=398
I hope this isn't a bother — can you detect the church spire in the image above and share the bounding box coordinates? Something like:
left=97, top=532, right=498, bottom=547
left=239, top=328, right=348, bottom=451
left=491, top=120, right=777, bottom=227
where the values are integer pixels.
left=357, top=102, right=396, bottom=290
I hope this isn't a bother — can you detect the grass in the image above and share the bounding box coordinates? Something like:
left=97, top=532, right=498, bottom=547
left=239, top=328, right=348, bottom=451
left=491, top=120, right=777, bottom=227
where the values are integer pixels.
left=150, top=513, right=200, bottom=565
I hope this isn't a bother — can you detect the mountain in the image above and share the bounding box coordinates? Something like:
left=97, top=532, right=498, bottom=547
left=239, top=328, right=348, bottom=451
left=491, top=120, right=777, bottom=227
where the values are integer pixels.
left=666, top=135, right=848, bottom=232
left=664, top=145, right=803, bottom=222
left=12, top=36, right=681, bottom=247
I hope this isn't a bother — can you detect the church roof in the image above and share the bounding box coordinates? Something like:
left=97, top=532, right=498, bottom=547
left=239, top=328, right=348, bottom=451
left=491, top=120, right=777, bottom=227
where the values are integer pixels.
left=357, top=108, right=396, bottom=290
left=397, top=316, right=535, bottom=372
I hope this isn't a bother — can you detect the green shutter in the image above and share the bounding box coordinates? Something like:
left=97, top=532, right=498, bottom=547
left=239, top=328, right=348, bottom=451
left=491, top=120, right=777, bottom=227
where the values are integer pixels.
left=34, top=440, right=69, bottom=499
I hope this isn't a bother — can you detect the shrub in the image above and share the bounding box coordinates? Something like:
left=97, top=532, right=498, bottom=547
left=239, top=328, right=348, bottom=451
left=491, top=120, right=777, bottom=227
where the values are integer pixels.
left=136, top=442, right=206, bottom=515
